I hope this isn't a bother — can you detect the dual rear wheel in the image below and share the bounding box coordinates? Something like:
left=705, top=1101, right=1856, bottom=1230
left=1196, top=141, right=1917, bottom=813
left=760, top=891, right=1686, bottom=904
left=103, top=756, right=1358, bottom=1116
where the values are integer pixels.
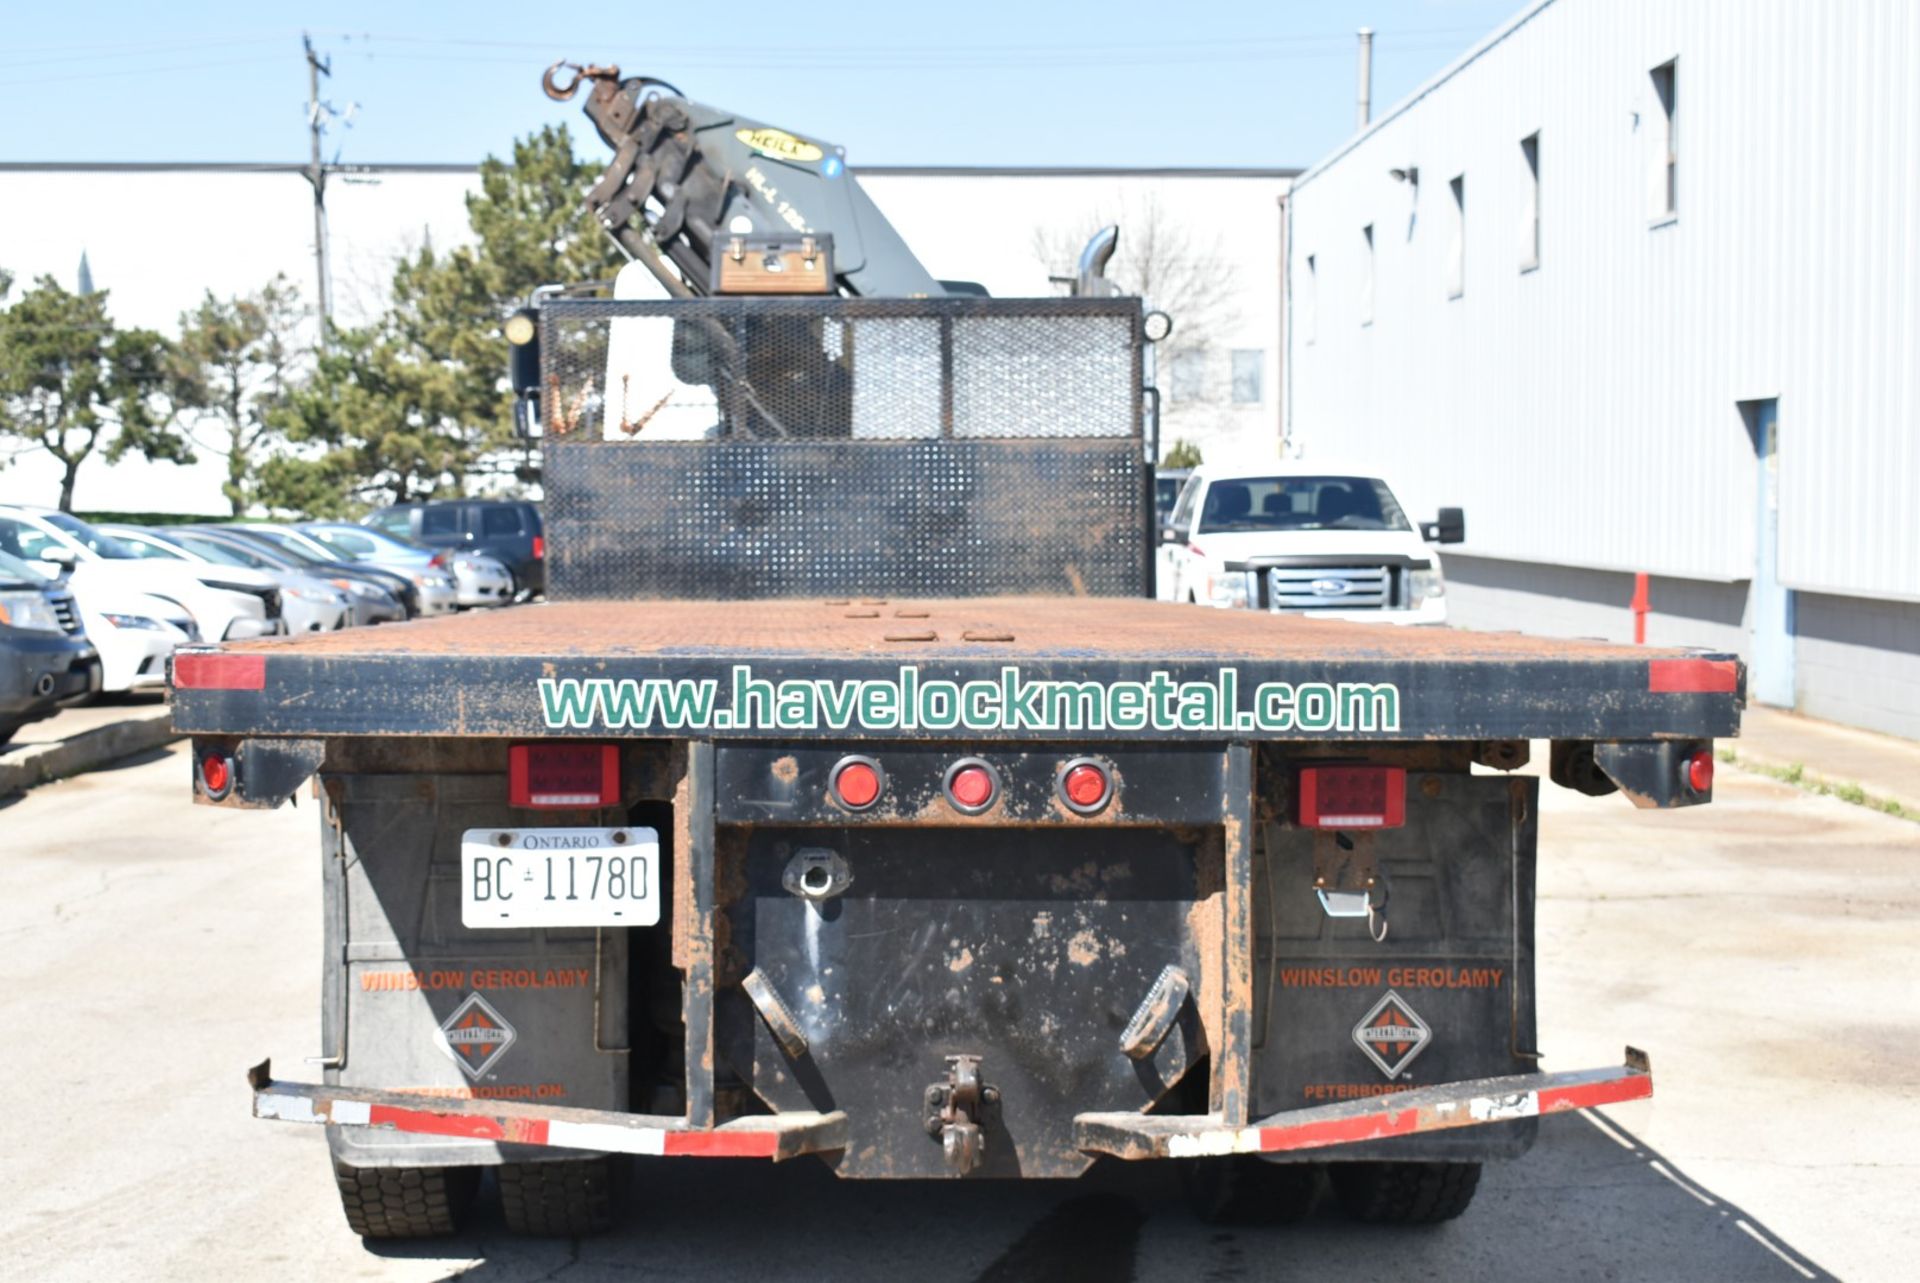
left=332, top=1156, right=616, bottom=1240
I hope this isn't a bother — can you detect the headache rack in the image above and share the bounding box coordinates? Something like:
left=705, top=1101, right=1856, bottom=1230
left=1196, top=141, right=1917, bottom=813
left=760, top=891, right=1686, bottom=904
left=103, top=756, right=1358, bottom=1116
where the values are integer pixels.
left=533, top=296, right=1156, bottom=601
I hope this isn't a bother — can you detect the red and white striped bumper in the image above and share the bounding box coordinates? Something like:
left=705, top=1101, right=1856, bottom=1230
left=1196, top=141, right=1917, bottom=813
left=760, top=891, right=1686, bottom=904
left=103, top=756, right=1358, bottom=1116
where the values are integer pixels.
left=246, top=1061, right=846, bottom=1161
left=250, top=1051, right=1646, bottom=1164
left=1075, top=1049, right=1652, bottom=1160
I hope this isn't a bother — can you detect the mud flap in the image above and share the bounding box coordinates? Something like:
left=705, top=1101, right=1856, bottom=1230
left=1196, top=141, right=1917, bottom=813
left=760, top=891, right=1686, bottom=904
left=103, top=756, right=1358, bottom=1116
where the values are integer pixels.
left=1254, top=772, right=1539, bottom=1161
left=320, top=772, right=630, bottom=1167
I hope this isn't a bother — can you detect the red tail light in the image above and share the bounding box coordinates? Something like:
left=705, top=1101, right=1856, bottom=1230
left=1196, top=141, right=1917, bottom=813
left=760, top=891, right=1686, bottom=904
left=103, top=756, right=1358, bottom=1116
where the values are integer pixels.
left=510, top=742, right=619, bottom=808
left=1686, top=751, right=1714, bottom=793
left=429, top=552, right=449, bottom=570
left=944, top=759, right=999, bottom=813
left=533, top=535, right=545, bottom=560
left=199, top=749, right=234, bottom=799
left=1296, top=765, right=1406, bottom=829
left=1057, top=758, right=1114, bottom=815
left=830, top=756, right=884, bottom=810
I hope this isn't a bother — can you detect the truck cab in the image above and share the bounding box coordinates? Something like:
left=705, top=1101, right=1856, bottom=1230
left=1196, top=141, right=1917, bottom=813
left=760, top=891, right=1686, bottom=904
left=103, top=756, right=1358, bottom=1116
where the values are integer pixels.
left=1157, top=462, right=1463, bottom=625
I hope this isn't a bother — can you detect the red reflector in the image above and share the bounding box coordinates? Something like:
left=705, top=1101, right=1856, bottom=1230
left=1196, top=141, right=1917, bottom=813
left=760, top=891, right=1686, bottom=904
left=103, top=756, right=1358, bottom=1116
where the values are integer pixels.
left=1061, top=762, right=1111, bottom=812
left=1296, top=765, right=1406, bottom=829
left=947, top=762, right=997, bottom=812
left=1687, top=751, right=1714, bottom=793
left=509, top=743, right=620, bottom=808
left=173, top=653, right=266, bottom=691
left=200, top=751, right=231, bottom=796
left=533, top=535, right=546, bottom=560
left=1648, top=658, right=1739, bottom=693
left=832, top=758, right=882, bottom=809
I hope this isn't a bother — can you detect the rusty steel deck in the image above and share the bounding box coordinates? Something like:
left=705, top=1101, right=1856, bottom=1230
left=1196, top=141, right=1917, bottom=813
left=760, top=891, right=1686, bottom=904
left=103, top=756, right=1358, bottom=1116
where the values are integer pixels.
left=171, top=598, right=1743, bottom=743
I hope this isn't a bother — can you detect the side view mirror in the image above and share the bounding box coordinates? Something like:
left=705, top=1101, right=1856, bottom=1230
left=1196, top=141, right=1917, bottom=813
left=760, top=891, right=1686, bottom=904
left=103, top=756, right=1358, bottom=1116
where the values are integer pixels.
left=1161, top=526, right=1185, bottom=545
left=1420, top=507, right=1466, bottom=544
left=36, top=546, right=78, bottom=569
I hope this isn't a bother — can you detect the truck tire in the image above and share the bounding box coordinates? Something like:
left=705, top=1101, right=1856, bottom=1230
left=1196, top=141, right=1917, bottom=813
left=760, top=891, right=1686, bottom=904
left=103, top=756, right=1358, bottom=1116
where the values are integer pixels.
left=1184, top=1156, right=1319, bottom=1225
left=1328, top=1161, right=1481, bottom=1224
left=498, top=1157, right=616, bottom=1236
left=332, top=1160, right=477, bottom=1239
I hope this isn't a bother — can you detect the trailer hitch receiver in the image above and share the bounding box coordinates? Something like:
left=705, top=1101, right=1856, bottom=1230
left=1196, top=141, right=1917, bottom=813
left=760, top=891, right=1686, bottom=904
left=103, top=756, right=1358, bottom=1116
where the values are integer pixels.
left=924, top=1054, right=998, bottom=1175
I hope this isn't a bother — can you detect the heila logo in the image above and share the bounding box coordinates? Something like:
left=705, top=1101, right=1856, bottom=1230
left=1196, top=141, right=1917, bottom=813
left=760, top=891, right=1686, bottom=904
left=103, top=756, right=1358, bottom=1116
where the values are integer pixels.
left=439, top=992, right=516, bottom=1080
left=735, top=127, right=824, bottom=164
left=1352, top=989, right=1432, bottom=1078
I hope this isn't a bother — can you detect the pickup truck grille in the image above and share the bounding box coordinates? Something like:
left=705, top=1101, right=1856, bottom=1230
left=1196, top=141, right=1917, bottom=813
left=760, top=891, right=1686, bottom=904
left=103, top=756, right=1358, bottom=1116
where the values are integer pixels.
left=1267, top=566, right=1392, bottom=610
left=50, top=592, right=82, bottom=634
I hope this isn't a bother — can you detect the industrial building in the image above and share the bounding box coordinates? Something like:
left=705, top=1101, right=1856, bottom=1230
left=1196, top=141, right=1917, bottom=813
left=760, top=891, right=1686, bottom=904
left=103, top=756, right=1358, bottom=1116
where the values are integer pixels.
left=1285, top=0, right=1920, bottom=738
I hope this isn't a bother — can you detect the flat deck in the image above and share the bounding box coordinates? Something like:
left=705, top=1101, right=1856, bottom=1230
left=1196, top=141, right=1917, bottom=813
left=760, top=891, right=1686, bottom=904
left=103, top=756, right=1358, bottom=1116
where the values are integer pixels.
left=171, top=598, right=1744, bottom=742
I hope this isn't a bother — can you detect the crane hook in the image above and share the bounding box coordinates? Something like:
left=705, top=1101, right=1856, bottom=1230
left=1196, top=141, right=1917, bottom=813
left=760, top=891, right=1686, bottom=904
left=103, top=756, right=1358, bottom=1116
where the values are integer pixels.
left=543, top=61, right=621, bottom=101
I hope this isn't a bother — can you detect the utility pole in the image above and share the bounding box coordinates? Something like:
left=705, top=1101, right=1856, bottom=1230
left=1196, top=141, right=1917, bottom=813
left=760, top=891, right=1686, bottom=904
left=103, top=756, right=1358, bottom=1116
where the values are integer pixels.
left=1356, top=27, right=1374, bottom=131
left=303, top=32, right=333, bottom=329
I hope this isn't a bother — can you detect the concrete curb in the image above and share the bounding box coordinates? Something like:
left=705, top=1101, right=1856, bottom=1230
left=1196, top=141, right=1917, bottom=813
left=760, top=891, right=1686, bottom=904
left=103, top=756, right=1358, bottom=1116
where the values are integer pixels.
left=0, top=708, right=182, bottom=797
left=1720, top=742, right=1918, bottom=822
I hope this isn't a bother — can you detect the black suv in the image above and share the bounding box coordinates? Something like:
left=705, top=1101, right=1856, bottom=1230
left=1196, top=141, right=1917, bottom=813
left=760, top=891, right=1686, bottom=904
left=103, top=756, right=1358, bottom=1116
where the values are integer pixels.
left=0, top=549, right=98, bottom=747
left=365, top=500, right=544, bottom=597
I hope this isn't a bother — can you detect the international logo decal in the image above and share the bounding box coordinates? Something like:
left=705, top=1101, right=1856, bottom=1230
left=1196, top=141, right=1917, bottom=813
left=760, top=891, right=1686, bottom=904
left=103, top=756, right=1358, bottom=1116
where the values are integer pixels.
left=1352, top=989, right=1431, bottom=1079
left=440, top=992, right=516, bottom=1080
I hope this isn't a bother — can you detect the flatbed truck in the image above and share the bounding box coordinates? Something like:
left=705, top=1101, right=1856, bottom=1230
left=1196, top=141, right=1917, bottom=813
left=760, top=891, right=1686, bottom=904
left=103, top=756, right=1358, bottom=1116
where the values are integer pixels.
left=168, top=68, right=1743, bottom=1238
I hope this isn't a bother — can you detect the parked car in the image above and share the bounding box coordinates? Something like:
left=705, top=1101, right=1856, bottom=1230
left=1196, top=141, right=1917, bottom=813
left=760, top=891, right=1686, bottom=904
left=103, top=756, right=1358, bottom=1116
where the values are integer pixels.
left=366, top=499, right=544, bottom=598
left=222, top=524, right=425, bottom=621
left=250, top=522, right=460, bottom=615
left=183, top=527, right=408, bottom=626
left=0, top=505, right=276, bottom=644
left=100, top=524, right=352, bottom=634
left=0, top=548, right=98, bottom=746
left=299, top=522, right=509, bottom=610
left=1155, top=462, right=1464, bottom=625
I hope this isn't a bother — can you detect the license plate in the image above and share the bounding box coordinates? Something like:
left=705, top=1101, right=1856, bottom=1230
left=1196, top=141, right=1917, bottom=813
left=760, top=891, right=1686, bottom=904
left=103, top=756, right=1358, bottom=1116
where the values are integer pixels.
left=460, top=828, right=661, bottom=929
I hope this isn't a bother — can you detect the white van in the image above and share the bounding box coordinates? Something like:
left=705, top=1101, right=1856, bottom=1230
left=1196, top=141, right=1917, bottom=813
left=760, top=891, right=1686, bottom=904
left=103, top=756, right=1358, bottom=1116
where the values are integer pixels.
left=1156, top=462, right=1464, bottom=625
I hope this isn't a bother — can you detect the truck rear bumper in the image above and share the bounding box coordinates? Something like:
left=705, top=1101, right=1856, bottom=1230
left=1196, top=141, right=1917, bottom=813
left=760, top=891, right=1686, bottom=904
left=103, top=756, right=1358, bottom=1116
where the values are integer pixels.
left=249, top=1050, right=1647, bottom=1165
left=248, top=1060, right=847, bottom=1161
left=1077, top=1049, right=1650, bottom=1159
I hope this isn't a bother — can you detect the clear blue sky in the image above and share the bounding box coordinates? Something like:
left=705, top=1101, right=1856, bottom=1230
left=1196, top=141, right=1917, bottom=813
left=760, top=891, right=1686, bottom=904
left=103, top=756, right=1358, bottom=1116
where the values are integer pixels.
left=0, top=1, right=1521, bottom=169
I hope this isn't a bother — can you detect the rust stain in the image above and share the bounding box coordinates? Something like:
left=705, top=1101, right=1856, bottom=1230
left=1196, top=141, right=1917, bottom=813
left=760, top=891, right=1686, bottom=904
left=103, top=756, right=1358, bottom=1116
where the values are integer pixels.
left=1066, top=930, right=1101, bottom=966
left=882, top=631, right=937, bottom=642
left=948, top=946, right=974, bottom=973
left=669, top=748, right=693, bottom=971
left=769, top=755, right=799, bottom=784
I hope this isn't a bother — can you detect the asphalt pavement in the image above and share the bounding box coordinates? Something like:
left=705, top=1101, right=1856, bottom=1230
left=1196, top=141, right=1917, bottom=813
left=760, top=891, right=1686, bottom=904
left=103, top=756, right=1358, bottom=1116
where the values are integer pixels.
left=2, top=742, right=1914, bottom=1282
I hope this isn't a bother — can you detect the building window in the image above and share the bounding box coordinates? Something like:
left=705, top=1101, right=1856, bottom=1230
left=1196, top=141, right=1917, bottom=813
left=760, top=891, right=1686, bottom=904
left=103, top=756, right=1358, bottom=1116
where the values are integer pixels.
left=1447, top=175, right=1466, bottom=299
left=1302, top=253, right=1317, bottom=345
left=1360, top=224, right=1375, bottom=326
left=1650, top=59, right=1677, bottom=220
left=1230, top=350, right=1264, bottom=404
left=1520, top=133, right=1540, bottom=270
left=1167, top=349, right=1208, bottom=403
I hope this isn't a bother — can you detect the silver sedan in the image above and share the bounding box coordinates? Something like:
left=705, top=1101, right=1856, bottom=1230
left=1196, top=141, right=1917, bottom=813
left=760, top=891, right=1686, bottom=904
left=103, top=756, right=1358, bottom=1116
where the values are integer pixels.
left=298, top=523, right=506, bottom=610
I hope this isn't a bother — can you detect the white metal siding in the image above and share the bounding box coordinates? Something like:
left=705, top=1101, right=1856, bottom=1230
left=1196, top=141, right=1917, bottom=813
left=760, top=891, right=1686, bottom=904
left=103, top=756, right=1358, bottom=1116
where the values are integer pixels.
left=1287, top=0, right=1920, bottom=601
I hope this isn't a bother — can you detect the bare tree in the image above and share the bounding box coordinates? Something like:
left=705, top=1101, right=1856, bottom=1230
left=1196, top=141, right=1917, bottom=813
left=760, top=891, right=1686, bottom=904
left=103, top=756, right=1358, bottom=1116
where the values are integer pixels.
left=175, top=276, right=307, bottom=516
left=1030, top=193, right=1242, bottom=369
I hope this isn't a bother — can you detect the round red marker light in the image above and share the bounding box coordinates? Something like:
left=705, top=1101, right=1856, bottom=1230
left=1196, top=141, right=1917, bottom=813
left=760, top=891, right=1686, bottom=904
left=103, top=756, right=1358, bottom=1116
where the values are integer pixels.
left=832, top=758, right=882, bottom=810
left=945, top=761, right=998, bottom=813
left=1060, top=761, right=1112, bottom=813
left=201, top=751, right=232, bottom=797
left=1687, top=751, right=1714, bottom=793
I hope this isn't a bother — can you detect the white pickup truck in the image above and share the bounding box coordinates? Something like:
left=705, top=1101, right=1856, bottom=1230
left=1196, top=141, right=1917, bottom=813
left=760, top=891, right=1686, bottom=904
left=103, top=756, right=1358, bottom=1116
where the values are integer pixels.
left=1155, top=462, right=1464, bottom=625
